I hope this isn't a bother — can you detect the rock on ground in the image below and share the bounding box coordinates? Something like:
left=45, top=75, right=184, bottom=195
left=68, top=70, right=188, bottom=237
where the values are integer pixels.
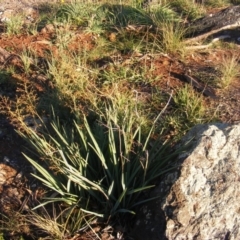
left=0, top=0, right=59, bottom=23
left=131, top=123, right=240, bottom=239
left=162, top=123, right=240, bottom=240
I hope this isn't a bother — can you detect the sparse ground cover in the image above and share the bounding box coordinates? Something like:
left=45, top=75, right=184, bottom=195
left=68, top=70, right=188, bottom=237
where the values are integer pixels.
left=0, top=0, right=240, bottom=239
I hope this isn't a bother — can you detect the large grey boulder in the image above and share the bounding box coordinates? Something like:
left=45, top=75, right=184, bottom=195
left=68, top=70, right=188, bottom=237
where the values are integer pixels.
left=163, top=123, right=240, bottom=239
left=131, top=123, right=240, bottom=239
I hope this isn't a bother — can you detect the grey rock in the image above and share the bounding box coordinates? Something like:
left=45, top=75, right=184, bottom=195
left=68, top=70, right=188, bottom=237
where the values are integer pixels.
left=0, top=7, right=39, bottom=23
left=161, top=123, right=240, bottom=240
left=132, top=123, right=240, bottom=239
left=0, top=9, right=15, bottom=23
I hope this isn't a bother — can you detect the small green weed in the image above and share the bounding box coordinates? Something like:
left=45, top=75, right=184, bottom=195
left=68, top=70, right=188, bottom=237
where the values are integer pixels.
left=169, top=0, right=205, bottom=20
left=5, top=14, right=24, bottom=36
left=164, top=85, right=206, bottom=137
left=54, top=21, right=74, bottom=50
left=97, top=4, right=153, bottom=28
left=20, top=50, right=33, bottom=75
left=160, top=20, right=187, bottom=54
left=173, top=85, right=206, bottom=124
left=216, top=54, right=239, bottom=88
left=46, top=51, right=97, bottom=116
left=56, top=2, right=98, bottom=26
left=205, top=0, right=230, bottom=7
left=150, top=4, right=181, bottom=24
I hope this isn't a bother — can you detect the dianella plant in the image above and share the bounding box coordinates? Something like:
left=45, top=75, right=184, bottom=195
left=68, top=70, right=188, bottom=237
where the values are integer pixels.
left=20, top=102, right=183, bottom=228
